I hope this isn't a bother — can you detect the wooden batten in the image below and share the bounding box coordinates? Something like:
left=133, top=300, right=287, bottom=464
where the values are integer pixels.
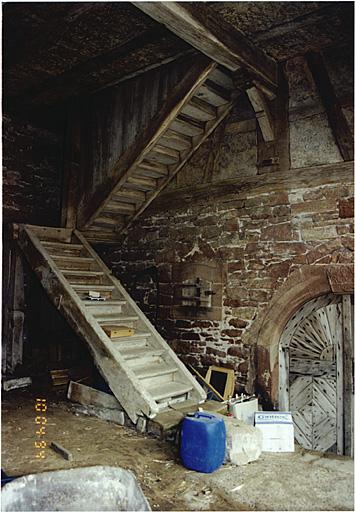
left=247, top=86, right=275, bottom=142
left=342, top=295, right=353, bottom=457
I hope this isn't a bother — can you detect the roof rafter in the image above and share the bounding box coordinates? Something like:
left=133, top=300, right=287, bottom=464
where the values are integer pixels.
left=133, top=1, right=278, bottom=91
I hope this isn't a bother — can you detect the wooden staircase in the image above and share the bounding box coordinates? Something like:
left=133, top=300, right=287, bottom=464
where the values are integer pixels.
left=78, top=56, right=238, bottom=242
left=17, top=224, right=206, bottom=423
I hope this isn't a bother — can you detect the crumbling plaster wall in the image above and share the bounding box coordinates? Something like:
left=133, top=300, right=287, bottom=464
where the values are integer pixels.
left=102, top=48, right=354, bottom=402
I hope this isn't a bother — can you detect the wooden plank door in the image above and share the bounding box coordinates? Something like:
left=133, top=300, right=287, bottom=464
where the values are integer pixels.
left=286, top=297, right=351, bottom=453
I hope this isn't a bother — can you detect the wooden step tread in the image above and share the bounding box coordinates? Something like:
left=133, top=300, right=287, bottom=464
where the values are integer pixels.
left=147, top=381, right=193, bottom=401
left=208, top=67, right=234, bottom=90
left=111, top=332, right=151, bottom=342
left=97, top=315, right=138, bottom=324
left=195, top=80, right=230, bottom=107
left=92, top=218, right=126, bottom=230
left=121, top=348, right=164, bottom=360
left=72, top=284, right=115, bottom=291
left=134, top=364, right=178, bottom=379
left=126, top=176, right=157, bottom=191
left=104, top=201, right=136, bottom=214
left=170, top=116, right=204, bottom=137
left=148, top=144, right=180, bottom=163
left=113, top=188, right=146, bottom=204
left=62, top=270, right=104, bottom=277
left=136, top=160, right=167, bottom=174
left=42, top=241, right=83, bottom=250
left=84, top=300, right=126, bottom=307
left=182, top=96, right=217, bottom=121
left=52, top=255, right=94, bottom=263
left=94, top=215, right=124, bottom=226
left=133, top=166, right=169, bottom=180
left=158, top=129, right=192, bottom=151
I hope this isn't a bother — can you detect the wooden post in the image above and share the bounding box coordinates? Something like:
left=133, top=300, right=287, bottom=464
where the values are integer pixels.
left=342, top=294, right=353, bottom=457
left=2, top=229, right=25, bottom=373
left=61, top=107, right=82, bottom=229
left=256, top=65, right=290, bottom=175
left=335, top=302, right=344, bottom=455
left=278, top=346, right=289, bottom=411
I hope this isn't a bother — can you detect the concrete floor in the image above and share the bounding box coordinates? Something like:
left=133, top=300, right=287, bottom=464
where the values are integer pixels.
left=2, top=389, right=354, bottom=511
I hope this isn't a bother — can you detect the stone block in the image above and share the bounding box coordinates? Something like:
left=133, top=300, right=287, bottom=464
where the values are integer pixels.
left=229, top=318, right=248, bottom=329
left=223, top=416, right=263, bottom=466
left=291, top=199, right=337, bottom=214
left=327, top=265, right=354, bottom=293
left=136, top=416, right=147, bottom=433
left=301, top=225, right=338, bottom=241
left=222, top=329, right=243, bottom=338
left=227, top=346, right=245, bottom=358
left=206, top=346, right=227, bottom=358
left=267, top=260, right=292, bottom=278
left=339, top=198, right=354, bottom=218
left=340, top=236, right=354, bottom=251
left=261, top=222, right=295, bottom=241
left=231, top=307, right=257, bottom=320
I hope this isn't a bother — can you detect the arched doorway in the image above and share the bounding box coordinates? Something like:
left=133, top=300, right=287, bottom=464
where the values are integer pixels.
left=251, top=265, right=354, bottom=456
left=279, top=294, right=353, bottom=454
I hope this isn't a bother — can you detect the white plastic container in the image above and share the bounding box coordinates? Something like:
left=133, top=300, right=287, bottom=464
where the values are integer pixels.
left=231, top=398, right=258, bottom=425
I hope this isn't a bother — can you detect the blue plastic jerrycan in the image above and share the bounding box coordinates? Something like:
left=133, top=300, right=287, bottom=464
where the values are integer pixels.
left=180, top=411, right=226, bottom=473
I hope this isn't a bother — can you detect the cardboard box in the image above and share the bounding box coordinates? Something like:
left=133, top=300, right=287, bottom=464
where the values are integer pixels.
left=254, top=412, right=294, bottom=452
left=103, top=325, right=135, bottom=338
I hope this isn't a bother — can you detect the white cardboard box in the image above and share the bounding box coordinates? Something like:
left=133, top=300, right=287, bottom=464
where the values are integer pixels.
left=254, top=412, right=295, bottom=452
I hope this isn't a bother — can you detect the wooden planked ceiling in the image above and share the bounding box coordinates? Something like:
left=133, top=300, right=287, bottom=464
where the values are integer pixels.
left=3, top=1, right=353, bottom=115
left=208, top=1, right=354, bottom=60
left=3, top=2, right=192, bottom=113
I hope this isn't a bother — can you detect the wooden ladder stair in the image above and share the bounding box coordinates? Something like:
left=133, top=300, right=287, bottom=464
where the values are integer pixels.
left=17, top=224, right=206, bottom=423
left=78, top=57, right=238, bottom=243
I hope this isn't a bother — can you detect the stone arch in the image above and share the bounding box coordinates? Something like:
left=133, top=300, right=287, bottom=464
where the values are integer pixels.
left=246, top=264, right=353, bottom=406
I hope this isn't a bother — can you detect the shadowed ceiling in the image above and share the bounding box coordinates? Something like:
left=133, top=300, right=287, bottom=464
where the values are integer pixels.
left=3, top=1, right=353, bottom=115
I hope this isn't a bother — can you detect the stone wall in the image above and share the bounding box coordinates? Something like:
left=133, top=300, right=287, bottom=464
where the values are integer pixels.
left=102, top=168, right=353, bottom=396
left=101, top=46, right=354, bottom=401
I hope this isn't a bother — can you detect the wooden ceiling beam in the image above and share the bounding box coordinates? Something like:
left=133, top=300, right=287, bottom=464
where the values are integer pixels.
left=133, top=1, right=278, bottom=91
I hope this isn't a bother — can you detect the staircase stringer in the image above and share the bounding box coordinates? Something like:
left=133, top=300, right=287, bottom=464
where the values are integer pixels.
left=120, top=97, right=238, bottom=235
left=74, top=230, right=208, bottom=394
left=17, top=225, right=162, bottom=423
left=79, top=55, right=217, bottom=230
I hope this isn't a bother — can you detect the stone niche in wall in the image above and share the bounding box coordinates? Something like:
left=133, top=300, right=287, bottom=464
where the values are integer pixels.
left=172, top=261, right=223, bottom=321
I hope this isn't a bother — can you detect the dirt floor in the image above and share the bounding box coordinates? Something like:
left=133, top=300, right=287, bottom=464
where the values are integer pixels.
left=2, top=388, right=354, bottom=511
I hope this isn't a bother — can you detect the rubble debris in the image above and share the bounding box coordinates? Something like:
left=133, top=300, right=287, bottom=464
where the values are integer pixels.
left=50, top=441, right=73, bottom=461
left=3, top=377, right=32, bottom=391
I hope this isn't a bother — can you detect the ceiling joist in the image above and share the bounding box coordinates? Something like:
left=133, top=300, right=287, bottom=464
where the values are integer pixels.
left=133, top=1, right=278, bottom=92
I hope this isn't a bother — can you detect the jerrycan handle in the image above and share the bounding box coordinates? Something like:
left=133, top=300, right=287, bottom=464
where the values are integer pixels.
left=194, top=412, right=215, bottom=420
